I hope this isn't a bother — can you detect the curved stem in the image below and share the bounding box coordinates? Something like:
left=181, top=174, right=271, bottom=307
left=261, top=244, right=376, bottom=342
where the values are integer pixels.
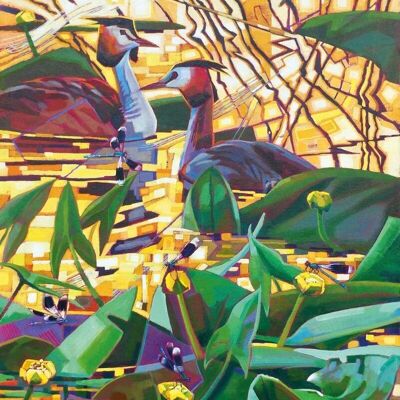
left=24, top=384, right=34, bottom=400
left=0, top=280, right=24, bottom=321
left=176, top=292, right=204, bottom=360
left=69, top=243, right=104, bottom=307
left=317, top=209, right=340, bottom=252
left=202, top=352, right=232, bottom=400
left=277, top=293, right=305, bottom=347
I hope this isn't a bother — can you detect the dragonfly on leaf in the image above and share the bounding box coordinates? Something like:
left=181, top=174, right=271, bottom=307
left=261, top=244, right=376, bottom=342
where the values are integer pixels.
left=304, top=261, right=352, bottom=289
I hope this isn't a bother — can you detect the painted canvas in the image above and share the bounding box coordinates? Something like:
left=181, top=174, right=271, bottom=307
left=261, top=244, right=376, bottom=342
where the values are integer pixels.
left=0, top=0, right=399, bottom=399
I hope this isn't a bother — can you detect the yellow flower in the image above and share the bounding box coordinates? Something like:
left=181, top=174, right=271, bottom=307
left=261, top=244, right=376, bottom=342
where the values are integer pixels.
left=19, top=359, right=56, bottom=385
left=164, top=270, right=191, bottom=295
left=294, top=272, right=325, bottom=296
left=306, top=191, right=332, bottom=212
left=158, top=382, right=194, bottom=400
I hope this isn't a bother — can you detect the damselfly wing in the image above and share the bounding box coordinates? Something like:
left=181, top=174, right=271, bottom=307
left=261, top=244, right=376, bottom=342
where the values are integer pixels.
left=30, top=294, right=69, bottom=325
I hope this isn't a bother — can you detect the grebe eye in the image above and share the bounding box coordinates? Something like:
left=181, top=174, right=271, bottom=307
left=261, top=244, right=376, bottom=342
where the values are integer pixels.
left=169, top=71, right=178, bottom=81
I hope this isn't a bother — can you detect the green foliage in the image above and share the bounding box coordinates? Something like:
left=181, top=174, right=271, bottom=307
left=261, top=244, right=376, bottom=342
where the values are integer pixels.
left=296, top=11, right=400, bottom=84
left=205, top=290, right=261, bottom=376
left=0, top=48, right=97, bottom=90
left=0, top=296, right=31, bottom=325
left=47, top=287, right=137, bottom=378
left=249, top=354, right=400, bottom=400
left=209, top=213, right=265, bottom=276
left=93, top=372, right=160, bottom=400
left=81, top=173, right=137, bottom=253
left=0, top=180, right=54, bottom=262
left=240, top=168, right=400, bottom=252
left=183, top=167, right=241, bottom=234
left=50, top=183, right=96, bottom=278
left=248, top=233, right=301, bottom=283
left=352, top=216, right=400, bottom=282
left=263, top=281, right=400, bottom=337
left=0, top=262, right=82, bottom=298
left=0, top=336, right=54, bottom=372
left=150, top=96, right=190, bottom=131
left=285, top=301, right=400, bottom=347
left=248, top=228, right=271, bottom=318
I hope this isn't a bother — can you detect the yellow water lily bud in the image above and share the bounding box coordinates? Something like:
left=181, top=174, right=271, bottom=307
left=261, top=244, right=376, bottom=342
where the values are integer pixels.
left=16, top=10, right=36, bottom=24
left=164, top=270, right=191, bottom=295
left=19, top=359, right=56, bottom=385
left=158, top=382, right=194, bottom=400
left=306, top=191, right=332, bottom=212
left=294, top=272, right=325, bottom=296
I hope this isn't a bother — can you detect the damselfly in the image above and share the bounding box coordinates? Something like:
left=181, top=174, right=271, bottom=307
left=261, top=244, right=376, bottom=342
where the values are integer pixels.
left=30, top=294, right=69, bottom=325
left=159, top=342, right=190, bottom=381
left=304, top=261, right=351, bottom=288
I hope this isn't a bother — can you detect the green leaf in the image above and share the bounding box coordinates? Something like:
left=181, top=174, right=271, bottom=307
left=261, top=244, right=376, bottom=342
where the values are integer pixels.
left=352, top=216, right=400, bottom=282
left=262, top=281, right=400, bottom=339
left=51, top=183, right=96, bottom=278
left=183, top=167, right=241, bottom=234
left=248, top=375, right=318, bottom=400
left=308, top=356, right=400, bottom=399
left=93, top=372, right=159, bottom=400
left=0, top=336, right=54, bottom=372
left=248, top=235, right=301, bottom=284
left=174, top=269, right=250, bottom=346
left=250, top=346, right=326, bottom=370
left=0, top=262, right=83, bottom=295
left=285, top=301, right=400, bottom=347
left=80, top=173, right=137, bottom=253
left=240, top=168, right=400, bottom=253
left=0, top=296, right=31, bottom=325
left=296, top=11, right=400, bottom=84
left=205, top=289, right=261, bottom=376
left=47, top=287, right=137, bottom=378
left=209, top=213, right=265, bottom=276
left=0, top=180, right=54, bottom=262
left=248, top=227, right=271, bottom=319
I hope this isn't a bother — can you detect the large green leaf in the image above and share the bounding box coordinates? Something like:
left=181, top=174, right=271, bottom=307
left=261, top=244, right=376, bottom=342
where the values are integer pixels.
left=262, top=281, right=400, bottom=338
left=0, top=296, right=31, bottom=325
left=248, top=227, right=271, bottom=319
left=81, top=173, right=137, bottom=253
left=241, top=168, right=400, bottom=253
left=285, top=301, right=400, bottom=347
left=296, top=12, right=400, bottom=84
left=209, top=213, right=265, bottom=276
left=0, top=336, right=54, bottom=372
left=50, top=183, right=96, bottom=278
left=47, top=287, right=137, bottom=378
left=247, top=374, right=319, bottom=400
left=183, top=167, right=241, bottom=234
left=352, top=216, right=400, bottom=282
left=93, top=372, right=159, bottom=400
left=167, top=269, right=250, bottom=347
left=0, top=262, right=82, bottom=297
left=308, top=356, right=400, bottom=399
left=0, top=180, right=54, bottom=262
left=205, top=290, right=261, bottom=376
left=248, top=235, right=300, bottom=284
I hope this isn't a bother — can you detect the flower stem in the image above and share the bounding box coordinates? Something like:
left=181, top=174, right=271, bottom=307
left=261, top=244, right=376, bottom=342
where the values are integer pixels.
left=24, top=385, right=34, bottom=400
left=69, top=243, right=104, bottom=307
left=176, top=292, right=204, bottom=360
left=0, top=280, right=24, bottom=321
left=62, top=385, right=69, bottom=400
left=317, top=209, right=340, bottom=252
left=277, top=293, right=305, bottom=347
left=202, top=352, right=232, bottom=400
